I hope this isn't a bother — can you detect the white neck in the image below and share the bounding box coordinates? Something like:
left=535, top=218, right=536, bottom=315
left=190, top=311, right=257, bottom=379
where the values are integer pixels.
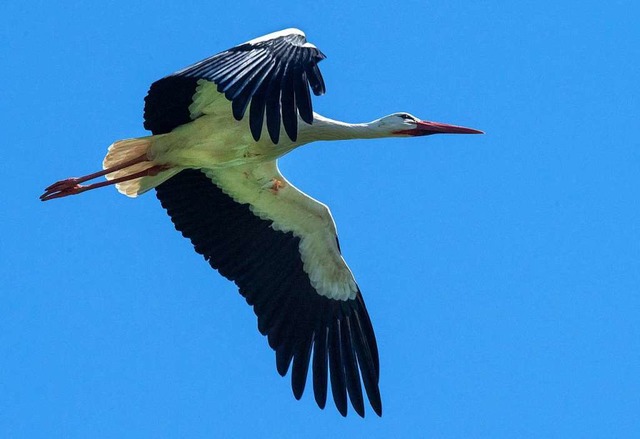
left=300, top=113, right=390, bottom=142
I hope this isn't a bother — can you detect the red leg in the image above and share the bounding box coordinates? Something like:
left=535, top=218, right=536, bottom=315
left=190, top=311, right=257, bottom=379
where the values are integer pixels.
left=40, top=162, right=168, bottom=201
left=43, top=154, right=150, bottom=194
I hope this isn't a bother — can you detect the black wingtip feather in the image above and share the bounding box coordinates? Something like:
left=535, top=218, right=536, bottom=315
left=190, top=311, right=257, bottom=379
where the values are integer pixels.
left=291, top=333, right=313, bottom=400
left=248, top=84, right=267, bottom=141
left=276, top=341, right=294, bottom=377
left=264, top=53, right=289, bottom=144
left=281, top=65, right=298, bottom=142
left=312, top=326, right=329, bottom=409
left=329, top=318, right=348, bottom=417
left=342, top=315, right=365, bottom=417
left=351, top=311, right=382, bottom=416
left=295, top=71, right=313, bottom=124
left=305, top=63, right=326, bottom=96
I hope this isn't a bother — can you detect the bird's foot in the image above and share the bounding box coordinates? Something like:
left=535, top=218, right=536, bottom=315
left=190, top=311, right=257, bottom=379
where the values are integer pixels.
left=40, top=178, right=88, bottom=201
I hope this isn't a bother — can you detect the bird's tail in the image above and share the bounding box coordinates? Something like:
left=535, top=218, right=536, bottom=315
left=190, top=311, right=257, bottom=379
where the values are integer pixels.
left=103, top=136, right=181, bottom=197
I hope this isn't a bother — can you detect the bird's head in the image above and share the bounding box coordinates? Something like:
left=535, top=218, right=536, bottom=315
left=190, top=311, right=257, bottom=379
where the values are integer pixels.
left=374, top=113, right=483, bottom=137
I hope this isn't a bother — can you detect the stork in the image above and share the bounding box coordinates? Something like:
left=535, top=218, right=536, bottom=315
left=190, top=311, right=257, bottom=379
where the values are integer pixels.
left=41, top=28, right=482, bottom=417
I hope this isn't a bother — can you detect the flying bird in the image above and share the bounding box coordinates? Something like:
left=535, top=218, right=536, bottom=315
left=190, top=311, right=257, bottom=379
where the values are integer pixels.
left=41, top=28, right=482, bottom=417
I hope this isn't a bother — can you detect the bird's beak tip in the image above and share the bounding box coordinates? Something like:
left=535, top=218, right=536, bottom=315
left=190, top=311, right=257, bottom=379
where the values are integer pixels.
left=417, top=120, right=484, bottom=135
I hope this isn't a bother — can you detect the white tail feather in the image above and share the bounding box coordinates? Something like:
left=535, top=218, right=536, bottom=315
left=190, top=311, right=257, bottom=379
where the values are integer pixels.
left=115, top=167, right=183, bottom=198
left=102, top=136, right=180, bottom=198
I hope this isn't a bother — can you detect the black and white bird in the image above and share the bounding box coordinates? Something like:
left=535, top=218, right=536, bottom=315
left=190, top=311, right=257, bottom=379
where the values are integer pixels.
left=41, top=28, right=482, bottom=417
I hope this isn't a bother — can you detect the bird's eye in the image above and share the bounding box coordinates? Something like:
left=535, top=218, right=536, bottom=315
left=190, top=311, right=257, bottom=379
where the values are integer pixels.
left=399, top=113, right=413, bottom=120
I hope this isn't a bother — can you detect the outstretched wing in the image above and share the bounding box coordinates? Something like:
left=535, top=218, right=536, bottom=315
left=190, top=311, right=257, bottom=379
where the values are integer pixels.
left=154, top=162, right=382, bottom=417
left=143, top=28, right=326, bottom=143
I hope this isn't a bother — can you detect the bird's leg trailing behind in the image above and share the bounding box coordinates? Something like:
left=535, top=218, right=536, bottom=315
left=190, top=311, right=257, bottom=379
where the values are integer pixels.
left=39, top=155, right=167, bottom=201
left=40, top=137, right=176, bottom=201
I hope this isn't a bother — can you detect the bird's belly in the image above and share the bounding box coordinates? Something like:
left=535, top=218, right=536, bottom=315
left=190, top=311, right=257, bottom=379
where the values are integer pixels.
left=149, top=114, right=295, bottom=169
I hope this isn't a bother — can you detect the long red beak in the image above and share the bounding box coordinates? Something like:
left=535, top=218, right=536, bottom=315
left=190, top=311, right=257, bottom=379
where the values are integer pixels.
left=404, top=120, right=484, bottom=136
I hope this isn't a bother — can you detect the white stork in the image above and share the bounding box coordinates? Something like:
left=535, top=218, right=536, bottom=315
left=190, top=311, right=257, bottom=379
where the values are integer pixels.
left=41, top=28, right=482, bottom=417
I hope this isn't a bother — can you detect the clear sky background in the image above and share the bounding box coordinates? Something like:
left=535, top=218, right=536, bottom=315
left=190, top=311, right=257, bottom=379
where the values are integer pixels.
left=2, top=1, right=639, bottom=438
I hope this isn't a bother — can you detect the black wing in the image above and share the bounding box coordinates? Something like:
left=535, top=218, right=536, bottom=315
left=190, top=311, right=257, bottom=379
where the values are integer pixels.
left=155, top=169, right=382, bottom=417
left=146, top=29, right=380, bottom=416
left=143, top=28, right=326, bottom=143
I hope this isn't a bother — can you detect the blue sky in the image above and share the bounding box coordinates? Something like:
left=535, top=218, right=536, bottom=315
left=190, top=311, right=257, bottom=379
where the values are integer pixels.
left=2, top=0, right=639, bottom=437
